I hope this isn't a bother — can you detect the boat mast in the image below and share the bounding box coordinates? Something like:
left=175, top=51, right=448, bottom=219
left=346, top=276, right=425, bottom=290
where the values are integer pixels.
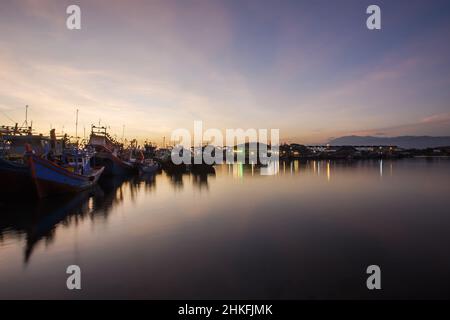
left=75, top=109, right=79, bottom=144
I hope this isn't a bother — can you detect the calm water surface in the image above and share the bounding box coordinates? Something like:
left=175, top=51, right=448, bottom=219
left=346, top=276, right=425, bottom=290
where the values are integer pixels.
left=1, top=159, right=449, bottom=299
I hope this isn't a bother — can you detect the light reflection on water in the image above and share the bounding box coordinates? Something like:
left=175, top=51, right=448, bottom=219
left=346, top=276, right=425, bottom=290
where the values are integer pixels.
left=0, top=159, right=450, bottom=299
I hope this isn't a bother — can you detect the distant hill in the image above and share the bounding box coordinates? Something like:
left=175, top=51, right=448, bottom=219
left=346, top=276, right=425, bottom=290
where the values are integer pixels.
left=328, top=136, right=450, bottom=149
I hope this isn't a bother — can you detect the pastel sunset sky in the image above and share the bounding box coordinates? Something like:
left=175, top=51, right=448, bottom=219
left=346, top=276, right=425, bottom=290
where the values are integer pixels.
left=1, top=0, right=449, bottom=144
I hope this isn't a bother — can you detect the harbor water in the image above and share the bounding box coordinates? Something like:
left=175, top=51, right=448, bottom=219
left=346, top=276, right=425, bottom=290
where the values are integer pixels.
left=0, top=159, right=449, bottom=299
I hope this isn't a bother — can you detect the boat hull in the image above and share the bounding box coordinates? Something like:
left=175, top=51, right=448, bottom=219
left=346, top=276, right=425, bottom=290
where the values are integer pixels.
left=0, top=158, right=34, bottom=196
left=191, top=163, right=215, bottom=174
left=92, top=151, right=136, bottom=176
left=28, top=155, right=105, bottom=198
left=139, top=163, right=159, bottom=174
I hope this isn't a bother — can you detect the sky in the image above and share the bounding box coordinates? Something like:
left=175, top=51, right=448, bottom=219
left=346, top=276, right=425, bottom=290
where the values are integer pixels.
left=0, top=0, right=450, bottom=145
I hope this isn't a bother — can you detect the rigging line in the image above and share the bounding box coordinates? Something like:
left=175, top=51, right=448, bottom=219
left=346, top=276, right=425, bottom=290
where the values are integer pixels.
left=0, top=109, right=16, bottom=124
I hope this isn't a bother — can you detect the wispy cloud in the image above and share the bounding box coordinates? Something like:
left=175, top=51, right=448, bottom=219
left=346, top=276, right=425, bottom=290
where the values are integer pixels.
left=421, top=112, right=450, bottom=125
left=1, top=0, right=450, bottom=144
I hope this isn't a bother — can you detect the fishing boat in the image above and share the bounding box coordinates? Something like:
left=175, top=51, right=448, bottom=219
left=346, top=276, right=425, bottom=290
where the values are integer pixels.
left=25, top=144, right=105, bottom=198
left=88, top=125, right=136, bottom=176
left=0, top=125, right=59, bottom=196
left=155, top=147, right=190, bottom=173
left=124, top=143, right=160, bottom=174
left=154, top=147, right=172, bottom=163
left=143, top=141, right=157, bottom=158
left=138, top=159, right=160, bottom=174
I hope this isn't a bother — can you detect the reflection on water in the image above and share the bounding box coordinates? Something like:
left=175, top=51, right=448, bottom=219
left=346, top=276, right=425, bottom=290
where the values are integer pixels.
left=0, top=176, right=128, bottom=264
left=1, top=159, right=450, bottom=299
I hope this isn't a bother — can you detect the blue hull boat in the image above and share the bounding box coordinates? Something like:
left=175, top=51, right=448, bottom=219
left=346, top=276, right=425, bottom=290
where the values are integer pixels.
left=26, top=145, right=104, bottom=198
left=26, top=151, right=105, bottom=199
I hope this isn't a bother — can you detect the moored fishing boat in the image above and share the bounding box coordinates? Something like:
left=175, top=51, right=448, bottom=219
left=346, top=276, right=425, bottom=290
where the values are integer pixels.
left=25, top=144, right=104, bottom=198
left=88, top=125, right=136, bottom=176
left=155, top=147, right=190, bottom=173
left=124, top=143, right=160, bottom=174
left=0, top=125, right=60, bottom=196
left=92, top=146, right=136, bottom=176
left=138, top=159, right=160, bottom=174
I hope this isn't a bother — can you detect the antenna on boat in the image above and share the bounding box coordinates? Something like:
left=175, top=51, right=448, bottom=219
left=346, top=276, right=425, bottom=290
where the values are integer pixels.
left=21, top=105, right=30, bottom=129
left=122, top=125, right=125, bottom=143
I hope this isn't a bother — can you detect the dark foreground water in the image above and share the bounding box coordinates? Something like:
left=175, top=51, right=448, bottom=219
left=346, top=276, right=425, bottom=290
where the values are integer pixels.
left=1, top=159, right=449, bottom=299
